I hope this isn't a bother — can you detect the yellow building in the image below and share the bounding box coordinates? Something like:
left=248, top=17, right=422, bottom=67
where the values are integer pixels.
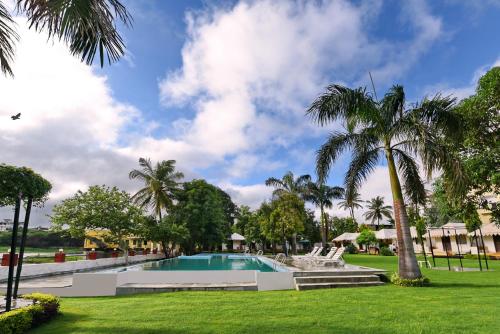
left=83, top=230, right=161, bottom=251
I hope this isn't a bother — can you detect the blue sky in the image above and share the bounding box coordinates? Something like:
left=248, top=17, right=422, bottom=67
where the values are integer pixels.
left=1, top=0, right=500, bottom=225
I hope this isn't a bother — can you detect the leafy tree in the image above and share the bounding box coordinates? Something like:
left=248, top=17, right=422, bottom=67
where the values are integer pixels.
left=173, top=180, right=227, bottom=253
left=308, top=83, right=464, bottom=279
left=356, top=227, right=377, bottom=253
left=0, top=164, right=52, bottom=207
left=0, top=0, right=132, bottom=76
left=269, top=193, right=306, bottom=256
left=51, top=185, right=143, bottom=264
left=235, top=206, right=263, bottom=251
left=257, top=201, right=277, bottom=253
left=216, top=187, right=238, bottom=237
left=300, top=209, right=321, bottom=245
left=303, top=181, right=344, bottom=249
left=129, top=158, right=184, bottom=221
left=330, top=216, right=358, bottom=239
left=234, top=205, right=252, bottom=236
left=454, top=67, right=500, bottom=225
left=363, top=196, right=393, bottom=229
left=338, top=189, right=363, bottom=220
left=139, top=215, right=189, bottom=257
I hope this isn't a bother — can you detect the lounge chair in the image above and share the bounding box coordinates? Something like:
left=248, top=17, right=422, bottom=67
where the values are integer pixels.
left=315, top=247, right=345, bottom=266
left=293, top=247, right=323, bottom=261
left=292, top=246, right=319, bottom=259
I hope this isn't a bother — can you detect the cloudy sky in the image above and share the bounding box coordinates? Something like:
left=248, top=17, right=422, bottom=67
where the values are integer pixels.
left=1, top=0, right=500, bottom=226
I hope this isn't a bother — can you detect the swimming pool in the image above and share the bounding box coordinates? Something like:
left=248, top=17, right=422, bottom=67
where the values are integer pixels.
left=142, top=253, right=277, bottom=272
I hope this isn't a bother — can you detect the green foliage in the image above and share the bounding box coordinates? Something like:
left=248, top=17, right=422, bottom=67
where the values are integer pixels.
left=269, top=193, right=306, bottom=239
left=356, top=228, right=377, bottom=248
left=172, top=180, right=228, bottom=252
left=390, top=273, right=430, bottom=287
left=301, top=209, right=321, bottom=244
left=0, top=293, right=59, bottom=334
left=0, top=164, right=52, bottom=207
left=380, top=246, right=394, bottom=256
left=0, top=230, right=82, bottom=248
left=330, top=216, right=358, bottom=239
left=50, top=185, right=143, bottom=249
left=344, top=243, right=358, bottom=254
left=425, top=178, right=460, bottom=227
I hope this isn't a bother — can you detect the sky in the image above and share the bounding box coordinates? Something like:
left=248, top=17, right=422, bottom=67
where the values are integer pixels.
left=1, top=0, right=500, bottom=227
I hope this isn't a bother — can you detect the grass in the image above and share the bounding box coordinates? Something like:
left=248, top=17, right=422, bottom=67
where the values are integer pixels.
left=23, top=256, right=85, bottom=264
left=29, top=255, right=500, bottom=334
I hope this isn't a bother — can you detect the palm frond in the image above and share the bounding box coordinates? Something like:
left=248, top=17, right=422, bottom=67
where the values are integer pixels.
left=18, top=0, right=132, bottom=67
left=0, top=3, right=19, bottom=76
left=380, top=85, right=405, bottom=127
left=392, top=149, right=426, bottom=206
left=265, top=177, right=284, bottom=188
left=344, top=148, right=381, bottom=197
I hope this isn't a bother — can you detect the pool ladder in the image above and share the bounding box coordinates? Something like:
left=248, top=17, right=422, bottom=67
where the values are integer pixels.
left=273, top=253, right=287, bottom=271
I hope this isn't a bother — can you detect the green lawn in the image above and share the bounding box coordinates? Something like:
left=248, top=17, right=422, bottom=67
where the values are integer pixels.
left=0, top=246, right=83, bottom=254
left=29, top=255, right=500, bottom=334
left=23, top=255, right=85, bottom=264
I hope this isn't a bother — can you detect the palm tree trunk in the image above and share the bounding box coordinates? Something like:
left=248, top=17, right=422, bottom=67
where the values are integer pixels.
left=350, top=207, right=355, bottom=221
left=320, top=205, right=327, bottom=250
left=385, top=149, right=422, bottom=279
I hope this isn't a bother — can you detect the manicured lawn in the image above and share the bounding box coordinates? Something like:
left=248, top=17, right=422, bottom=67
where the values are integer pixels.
left=23, top=255, right=85, bottom=264
left=0, top=246, right=84, bottom=254
left=30, top=255, right=500, bottom=334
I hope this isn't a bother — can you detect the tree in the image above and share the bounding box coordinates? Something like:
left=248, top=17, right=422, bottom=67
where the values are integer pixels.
left=0, top=0, right=132, bottom=76
left=301, top=209, right=321, bottom=246
left=424, top=177, right=459, bottom=227
left=308, top=84, right=464, bottom=279
left=303, top=181, right=344, bottom=249
left=139, top=215, right=189, bottom=257
left=338, top=189, right=364, bottom=220
left=257, top=201, right=277, bottom=253
left=51, top=185, right=143, bottom=264
left=216, top=187, right=238, bottom=237
left=235, top=206, right=262, bottom=251
left=454, top=67, right=500, bottom=226
left=363, top=196, right=393, bottom=230
left=330, top=216, right=358, bottom=239
left=356, top=227, right=377, bottom=253
left=268, top=192, right=306, bottom=256
left=0, top=164, right=51, bottom=311
left=173, top=180, right=227, bottom=253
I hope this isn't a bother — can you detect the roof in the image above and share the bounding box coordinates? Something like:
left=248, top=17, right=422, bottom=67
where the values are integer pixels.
left=359, top=221, right=393, bottom=226
left=333, top=232, right=359, bottom=242
left=469, top=223, right=500, bottom=237
left=229, top=233, right=245, bottom=241
left=375, top=229, right=397, bottom=240
left=428, top=222, right=468, bottom=237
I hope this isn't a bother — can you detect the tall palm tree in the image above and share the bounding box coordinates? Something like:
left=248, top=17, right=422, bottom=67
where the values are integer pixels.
left=265, top=171, right=310, bottom=254
left=308, top=84, right=464, bottom=279
left=265, top=171, right=311, bottom=198
left=304, top=182, right=344, bottom=249
left=0, top=0, right=132, bottom=76
left=129, top=158, right=184, bottom=221
left=338, top=189, right=364, bottom=220
left=363, top=196, right=393, bottom=230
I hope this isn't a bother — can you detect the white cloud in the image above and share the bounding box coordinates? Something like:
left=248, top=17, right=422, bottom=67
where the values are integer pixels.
left=219, top=182, right=273, bottom=209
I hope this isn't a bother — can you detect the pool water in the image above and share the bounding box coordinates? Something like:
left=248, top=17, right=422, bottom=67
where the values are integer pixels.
left=142, top=253, right=276, bottom=272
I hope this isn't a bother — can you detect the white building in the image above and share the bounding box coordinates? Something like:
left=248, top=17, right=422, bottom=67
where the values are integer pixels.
left=0, top=219, right=14, bottom=231
left=469, top=223, right=500, bottom=257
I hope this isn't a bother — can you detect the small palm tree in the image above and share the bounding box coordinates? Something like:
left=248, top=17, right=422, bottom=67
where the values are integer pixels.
left=304, top=182, right=344, bottom=249
left=0, top=0, right=132, bottom=76
left=265, top=171, right=311, bottom=198
left=363, top=196, right=393, bottom=229
left=338, top=189, right=364, bottom=220
left=308, top=84, right=464, bottom=279
left=129, top=158, right=184, bottom=221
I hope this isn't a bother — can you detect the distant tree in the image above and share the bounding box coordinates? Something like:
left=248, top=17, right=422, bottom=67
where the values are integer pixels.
left=138, top=215, right=189, bottom=257
left=0, top=0, right=132, bottom=76
left=303, top=181, right=344, bottom=249
left=300, top=209, right=321, bottom=246
left=338, top=189, right=363, bottom=220
left=363, top=196, right=393, bottom=230
left=234, top=205, right=253, bottom=236
left=173, top=180, right=227, bottom=253
left=356, top=227, right=377, bottom=253
left=257, top=201, right=278, bottom=253
left=265, top=171, right=311, bottom=198
left=330, top=216, right=358, bottom=239
left=216, top=187, right=238, bottom=236
left=51, top=185, right=143, bottom=264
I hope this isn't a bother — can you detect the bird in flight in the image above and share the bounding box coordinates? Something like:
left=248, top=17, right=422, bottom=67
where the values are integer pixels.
left=11, top=113, right=21, bottom=120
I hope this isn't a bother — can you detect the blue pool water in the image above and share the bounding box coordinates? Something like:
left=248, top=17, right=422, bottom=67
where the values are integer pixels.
left=142, top=253, right=276, bottom=272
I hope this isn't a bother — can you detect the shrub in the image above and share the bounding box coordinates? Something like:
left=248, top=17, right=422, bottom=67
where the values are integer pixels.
left=0, top=293, right=60, bottom=334
left=379, top=246, right=394, bottom=256
left=345, top=243, right=358, bottom=254
left=391, top=273, right=430, bottom=287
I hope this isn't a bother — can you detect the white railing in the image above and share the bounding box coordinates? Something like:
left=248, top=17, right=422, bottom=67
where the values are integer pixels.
left=273, top=253, right=287, bottom=271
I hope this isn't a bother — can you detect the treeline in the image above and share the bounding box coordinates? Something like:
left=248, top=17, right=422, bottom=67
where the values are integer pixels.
left=0, top=230, right=83, bottom=249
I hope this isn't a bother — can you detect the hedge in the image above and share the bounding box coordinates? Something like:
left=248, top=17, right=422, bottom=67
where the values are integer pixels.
left=0, top=293, right=60, bottom=334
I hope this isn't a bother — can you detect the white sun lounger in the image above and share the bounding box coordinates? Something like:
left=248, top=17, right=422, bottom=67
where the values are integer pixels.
left=292, top=246, right=319, bottom=259
left=314, top=247, right=345, bottom=266
left=293, top=247, right=324, bottom=262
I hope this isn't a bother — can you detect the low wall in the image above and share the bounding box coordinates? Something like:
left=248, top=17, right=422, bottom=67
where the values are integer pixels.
left=116, top=270, right=256, bottom=286
left=0, top=254, right=164, bottom=282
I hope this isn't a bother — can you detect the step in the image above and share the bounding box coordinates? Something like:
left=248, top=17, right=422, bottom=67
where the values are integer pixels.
left=294, top=275, right=380, bottom=284
left=293, top=270, right=384, bottom=277
left=116, top=282, right=258, bottom=295
left=295, top=281, right=384, bottom=291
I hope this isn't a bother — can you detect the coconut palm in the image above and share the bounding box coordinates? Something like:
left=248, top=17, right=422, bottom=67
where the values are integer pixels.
left=0, top=0, right=132, bottom=76
left=303, top=182, right=344, bottom=248
left=338, top=189, right=364, bottom=220
left=265, top=171, right=311, bottom=198
left=363, top=196, right=393, bottom=230
left=307, top=84, right=464, bottom=279
left=129, top=158, right=184, bottom=221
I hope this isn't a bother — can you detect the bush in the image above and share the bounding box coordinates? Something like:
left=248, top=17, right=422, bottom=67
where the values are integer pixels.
left=345, top=243, right=358, bottom=254
left=0, top=293, right=60, bottom=334
left=379, top=246, right=394, bottom=256
left=391, top=273, right=430, bottom=287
